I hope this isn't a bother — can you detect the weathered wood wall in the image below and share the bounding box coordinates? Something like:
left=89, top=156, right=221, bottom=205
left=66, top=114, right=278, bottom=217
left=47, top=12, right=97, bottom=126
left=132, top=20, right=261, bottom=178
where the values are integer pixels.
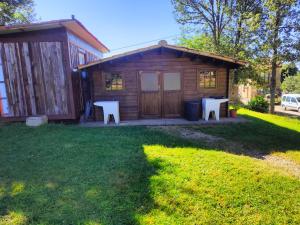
left=0, top=27, right=102, bottom=121
left=69, top=42, right=98, bottom=68
left=68, top=42, right=99, bottom=118
left=89, top=48, right=230, bottom=120
left=0, top=42, right=69, bottom=117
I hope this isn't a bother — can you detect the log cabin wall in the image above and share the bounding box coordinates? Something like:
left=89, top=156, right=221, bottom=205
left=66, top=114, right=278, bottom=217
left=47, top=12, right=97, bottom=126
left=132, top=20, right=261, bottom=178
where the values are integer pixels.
left=0, top=27, right=103, bottom=121
left=0, top=28, right=72, bottom=120
left=67, top=33, right=102, bottom=118
left=89, top=48, right=230, bottom=121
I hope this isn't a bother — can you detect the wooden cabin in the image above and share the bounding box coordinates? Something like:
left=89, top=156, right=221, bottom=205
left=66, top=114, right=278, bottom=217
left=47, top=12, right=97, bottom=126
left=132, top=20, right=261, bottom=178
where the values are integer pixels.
left=0, top=19, right=109, bottom=121
left=78, top=41, right=245, bottom=121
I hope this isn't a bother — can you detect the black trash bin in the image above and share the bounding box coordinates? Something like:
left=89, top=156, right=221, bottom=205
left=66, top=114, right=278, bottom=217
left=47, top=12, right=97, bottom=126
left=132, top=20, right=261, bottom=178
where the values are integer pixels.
left=184, top=101, right=200, bottom=121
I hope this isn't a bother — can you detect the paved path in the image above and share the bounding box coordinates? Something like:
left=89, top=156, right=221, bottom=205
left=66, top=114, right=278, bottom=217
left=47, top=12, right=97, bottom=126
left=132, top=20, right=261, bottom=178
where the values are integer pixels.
left=275, top=105, right=300, bottom=118
left=80, top=117, right=248, bottom=127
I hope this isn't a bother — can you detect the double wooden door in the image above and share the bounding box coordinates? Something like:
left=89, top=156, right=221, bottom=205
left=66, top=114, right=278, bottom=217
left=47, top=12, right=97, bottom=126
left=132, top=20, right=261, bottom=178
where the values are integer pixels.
left=139, top=71, right=182, bottom=118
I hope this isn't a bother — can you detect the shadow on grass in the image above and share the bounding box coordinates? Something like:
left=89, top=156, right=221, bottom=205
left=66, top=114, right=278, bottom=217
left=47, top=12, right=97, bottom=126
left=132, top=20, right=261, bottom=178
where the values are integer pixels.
left=0, top=113, right=299, bottom=224
left=192, top=113, right=300, bottom=158
left=0, top=125, right=193, bottom=225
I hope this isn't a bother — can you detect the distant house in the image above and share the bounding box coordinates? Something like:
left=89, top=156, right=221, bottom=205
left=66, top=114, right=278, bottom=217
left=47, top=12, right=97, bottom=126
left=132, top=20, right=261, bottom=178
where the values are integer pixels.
left=237, top=66, right=282, bottom=104
left=238, top=81, right=258, bottom=104
left=78, top=41, right=245, bottom=121
left=0, top=19, right=109, bottom=121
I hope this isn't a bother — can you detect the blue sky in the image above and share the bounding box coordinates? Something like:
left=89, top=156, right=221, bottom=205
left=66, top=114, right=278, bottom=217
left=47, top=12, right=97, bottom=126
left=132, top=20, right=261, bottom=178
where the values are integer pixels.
left=35, top=0, right=181, bottom=56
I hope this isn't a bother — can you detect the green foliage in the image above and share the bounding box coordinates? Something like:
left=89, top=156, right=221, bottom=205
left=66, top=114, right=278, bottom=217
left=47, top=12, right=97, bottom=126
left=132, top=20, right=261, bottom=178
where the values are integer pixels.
left=247, top=95, right=269, bottom=112
left=260, top=0, right=300, bottom=62
left=0, top=0, right=35, bottom=25
left=281, top=74, right=300, bottom=93
left=171, top=0, right=235, bottom=49
left=259, top=0, right=300, bottom=112
left=179, top=33, right=236, bottom=57
left=281, top=62, right=299, bottom=82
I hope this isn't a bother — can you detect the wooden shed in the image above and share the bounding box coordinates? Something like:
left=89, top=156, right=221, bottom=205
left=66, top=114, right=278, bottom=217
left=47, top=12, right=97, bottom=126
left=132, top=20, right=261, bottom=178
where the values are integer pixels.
left=78, top=41, right=245, bottom=121
left=0, top=19, right=109, bottom=121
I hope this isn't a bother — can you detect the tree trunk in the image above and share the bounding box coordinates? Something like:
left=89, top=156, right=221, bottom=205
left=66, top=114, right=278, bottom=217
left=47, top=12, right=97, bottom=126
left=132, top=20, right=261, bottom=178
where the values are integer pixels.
left=270, top=56, right=277, bottom=114
left=269, top=8, right=281, bottom=114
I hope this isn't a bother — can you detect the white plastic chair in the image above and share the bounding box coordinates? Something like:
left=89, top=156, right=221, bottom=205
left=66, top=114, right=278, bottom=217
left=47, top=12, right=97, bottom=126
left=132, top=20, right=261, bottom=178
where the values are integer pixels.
left=94, top=101, right=120, bottom=124
left=202, top=98, right=229, bottom=121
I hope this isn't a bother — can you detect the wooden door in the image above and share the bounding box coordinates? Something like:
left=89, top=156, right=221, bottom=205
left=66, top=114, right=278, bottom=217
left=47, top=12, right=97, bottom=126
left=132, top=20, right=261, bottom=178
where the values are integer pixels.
left=162, top=72, right=182, bottom=117
left=140, top=71, right=161, bottom=118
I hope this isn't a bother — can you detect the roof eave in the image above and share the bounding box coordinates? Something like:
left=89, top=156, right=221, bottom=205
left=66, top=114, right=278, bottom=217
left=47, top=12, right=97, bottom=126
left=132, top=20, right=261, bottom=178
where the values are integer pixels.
left=78, top=44, right=247, bottom=70
left=0, top=19, right=110, bottom=53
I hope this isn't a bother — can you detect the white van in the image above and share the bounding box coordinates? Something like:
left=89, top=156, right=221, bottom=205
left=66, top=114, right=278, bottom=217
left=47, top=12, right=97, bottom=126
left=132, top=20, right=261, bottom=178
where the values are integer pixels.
left=281, top=94, right=300, bottom=112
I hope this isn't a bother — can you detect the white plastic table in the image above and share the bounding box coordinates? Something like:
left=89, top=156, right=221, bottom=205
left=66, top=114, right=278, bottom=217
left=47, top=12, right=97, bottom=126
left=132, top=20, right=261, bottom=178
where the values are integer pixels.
left=94, top=101, right=120, bottom=124
left=202, top=98, right=229, bottom=121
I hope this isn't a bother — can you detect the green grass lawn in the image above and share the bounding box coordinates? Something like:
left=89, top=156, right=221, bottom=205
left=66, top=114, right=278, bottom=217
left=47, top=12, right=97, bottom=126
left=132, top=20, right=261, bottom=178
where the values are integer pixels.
left=194, top=108, right=300, bottom=164
left=0, top=111, right=299, bottom=225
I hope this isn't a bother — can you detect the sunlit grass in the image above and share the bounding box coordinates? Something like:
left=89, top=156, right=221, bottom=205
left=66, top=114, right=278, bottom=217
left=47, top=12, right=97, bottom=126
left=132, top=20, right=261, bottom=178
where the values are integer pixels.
left=195, top=109, right=300, bottom=164
left=272, top=151, right=300, bottom=164
left=0, top=211, right=27, bottom=225
left=10, top=182, right=25, bottom=197
left=238, top=108, right=300, bottom=132
left=136, top=145, right=300, bottom=225
left=0, top=120, right=299, bottom=224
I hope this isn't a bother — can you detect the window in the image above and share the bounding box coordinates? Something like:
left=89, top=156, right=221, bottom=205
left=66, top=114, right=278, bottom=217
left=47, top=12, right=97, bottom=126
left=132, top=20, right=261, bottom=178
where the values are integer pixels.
left=104, top=72, right=124, bottom=91
left=78, top=51, right=86, bottom=65
left=141, top=72, right=159, bottom=91
left=291, top=98, right=297, bottom=103
left=198, top=70, right=216, bottom=88
left=287, top=97, right=291, bottom=102
left=163, top=72, right=181, bottom=91
left=297, top=97, right=300, bottom=102
left=0, top=57, right=9, bottom=116
left=282, top=96, right=286, bottom=102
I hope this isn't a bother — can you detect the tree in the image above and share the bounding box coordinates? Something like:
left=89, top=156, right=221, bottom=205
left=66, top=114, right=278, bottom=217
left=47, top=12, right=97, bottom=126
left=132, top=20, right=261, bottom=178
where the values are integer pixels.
left=171, top=0, right=235, bottom=50
left=0, top=0, right=35, bottom=25
left=280, top=62, right=299, bottom=82
left=178, top=33, right=235, bottom=56
left=229, top=0, right=263, bottom=57
left=172, top=0, right=263, bottom=56
left=173, top=0, right=264, bottom=86
left=259, top=0, right=300, bottom=113
left=281, top=74, right=300, bottom=93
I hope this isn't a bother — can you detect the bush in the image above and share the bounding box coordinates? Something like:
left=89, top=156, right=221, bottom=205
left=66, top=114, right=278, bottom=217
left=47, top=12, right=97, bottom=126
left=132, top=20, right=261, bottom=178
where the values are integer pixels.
left=281, top=74, right=300, bottom=94
left=247, top=96, right=269, bottom=113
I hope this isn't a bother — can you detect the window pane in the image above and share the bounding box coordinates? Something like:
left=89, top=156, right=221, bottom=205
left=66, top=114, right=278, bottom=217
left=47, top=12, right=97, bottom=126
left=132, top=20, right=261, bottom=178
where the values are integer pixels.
left=105, top=73, right=123, bottom=91
left=199, top=75, right=204, bottom=87
left=0, top=65, right=4, bottom=81
left=141, top=72, right=159, bottom=91
left=291, top=98, right=297, bottom=103
left=0, top=83, right=7, bottom=98
left=163, top=72, right=181, bottom=91
left=0, top=98, right=10, bottom=116
left=78, top=52, right=86, bottom=65
left=198, top=71, right=216, bottom=88
left=204, top=77, right=210, bottom=87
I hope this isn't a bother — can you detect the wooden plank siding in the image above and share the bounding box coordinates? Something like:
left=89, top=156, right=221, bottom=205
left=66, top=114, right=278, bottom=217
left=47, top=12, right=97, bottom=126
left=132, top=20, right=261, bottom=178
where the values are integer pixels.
left=0, top=41, right=69, bottom=117
left=0, top=27, right=102, bottom=121
left=88, top=48, right=230, bottom=121
left=68, top=42, right=98, bottom=68
left=68, top=42, right=99, bottom=118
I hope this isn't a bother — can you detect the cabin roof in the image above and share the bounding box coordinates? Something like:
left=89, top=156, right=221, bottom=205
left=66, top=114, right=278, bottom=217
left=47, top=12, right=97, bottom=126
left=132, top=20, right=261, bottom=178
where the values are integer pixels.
left=0, top=19, right=109, bottom=53
left=78, top=41, right=247, bottom=69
